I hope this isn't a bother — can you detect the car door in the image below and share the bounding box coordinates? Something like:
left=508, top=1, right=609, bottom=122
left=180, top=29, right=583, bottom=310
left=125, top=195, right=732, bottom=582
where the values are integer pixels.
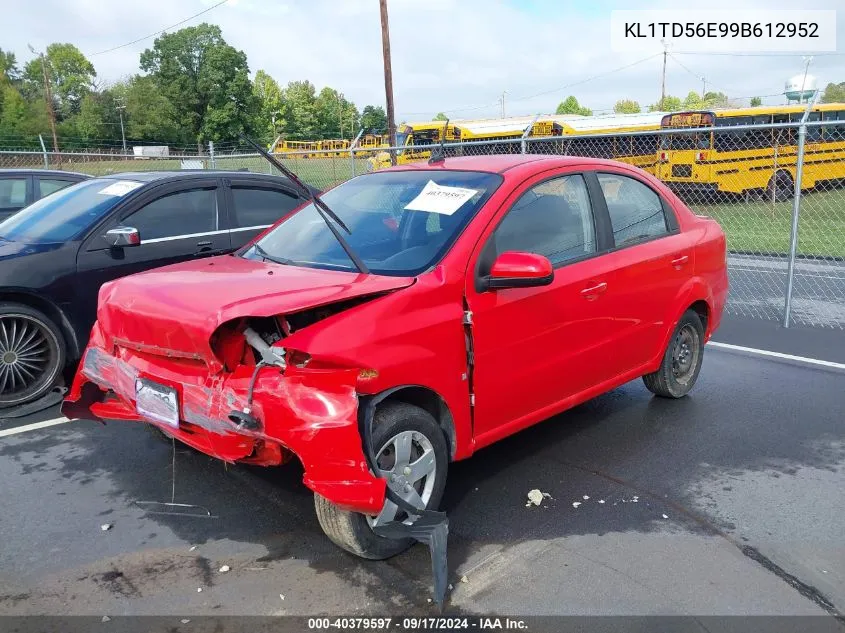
left=0, top=175, right=32, bottom=222
left=224, top=177, right=305, bottom=250
left=465, top=170, right=620, bottom=440
left=75, top=179, right=229, bottom=330
left=586, top=170, right=693, bottom=375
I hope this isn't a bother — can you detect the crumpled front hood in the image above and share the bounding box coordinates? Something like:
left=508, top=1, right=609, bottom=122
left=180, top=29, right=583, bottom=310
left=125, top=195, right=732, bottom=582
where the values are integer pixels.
left=96, top=255, right=414, bottom=364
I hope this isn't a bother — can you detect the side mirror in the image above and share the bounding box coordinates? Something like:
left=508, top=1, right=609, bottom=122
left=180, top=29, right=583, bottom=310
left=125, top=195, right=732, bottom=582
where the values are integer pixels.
left=104, top=226, right=140, bottom=248
left=484, top=251, right=554, bottom=290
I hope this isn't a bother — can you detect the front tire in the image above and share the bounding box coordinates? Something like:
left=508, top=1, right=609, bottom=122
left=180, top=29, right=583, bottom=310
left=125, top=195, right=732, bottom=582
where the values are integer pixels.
left=315, top=401, right=449, bottom=560
left=643, top=310, right=705, bottom=399
left=0, top=302, right=66, bottom=409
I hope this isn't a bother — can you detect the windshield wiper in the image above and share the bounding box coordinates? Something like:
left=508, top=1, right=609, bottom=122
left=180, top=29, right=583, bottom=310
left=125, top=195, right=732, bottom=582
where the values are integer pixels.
left=252, top=242, right=293, bottom=266
left=239, top=134, right=370, bottom=274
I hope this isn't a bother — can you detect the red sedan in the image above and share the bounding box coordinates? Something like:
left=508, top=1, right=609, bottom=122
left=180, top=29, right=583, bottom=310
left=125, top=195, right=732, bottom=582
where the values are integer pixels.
left=64, top=155, right=728, bottom=559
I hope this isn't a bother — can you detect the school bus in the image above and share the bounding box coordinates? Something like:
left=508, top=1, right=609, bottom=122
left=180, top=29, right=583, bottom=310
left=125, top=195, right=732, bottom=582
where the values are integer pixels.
left=655, top=103, right=845, bottom=199
left=272, top=135, right=393, bottom=159
left=368, top=113, right=665, bottom=172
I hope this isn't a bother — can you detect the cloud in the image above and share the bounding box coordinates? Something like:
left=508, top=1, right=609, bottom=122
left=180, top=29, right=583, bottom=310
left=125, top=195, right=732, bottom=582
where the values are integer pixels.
left=4, top=0, right=844, bottom=123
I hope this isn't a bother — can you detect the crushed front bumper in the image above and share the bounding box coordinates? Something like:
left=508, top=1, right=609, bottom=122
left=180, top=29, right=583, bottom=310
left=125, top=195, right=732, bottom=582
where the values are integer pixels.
left=62, top=333, right=386, bottom=515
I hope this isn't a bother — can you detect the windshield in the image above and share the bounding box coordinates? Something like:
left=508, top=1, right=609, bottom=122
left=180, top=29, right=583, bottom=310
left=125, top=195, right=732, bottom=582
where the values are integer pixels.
left=0, top=178, right=140, bottom=243
left=243, top=170, right=502, bottom=276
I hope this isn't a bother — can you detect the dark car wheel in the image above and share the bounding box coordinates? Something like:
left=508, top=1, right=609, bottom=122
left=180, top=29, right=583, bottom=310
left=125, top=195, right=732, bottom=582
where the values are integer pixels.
left=0, top=303, right=66, bottom=409
left=314, top=401, right=449, bottom=560
left=767, top=170, right=794, bottom=203
left=642, top=309, right=705, bottom=399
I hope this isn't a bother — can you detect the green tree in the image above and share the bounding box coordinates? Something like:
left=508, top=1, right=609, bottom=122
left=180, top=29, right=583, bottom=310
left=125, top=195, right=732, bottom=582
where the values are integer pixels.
left=1, top=48, right=19, bottom=84
left=433, top=112, right=448, bottom=121
left=113, top=75, right=182, bottom=143
left=253, top=69, right=287, bottom=140
left=750, top=96, right=763, bottom=107
left=613, top=99, right=640, bottom=114
left=282, top=80, right=318, bottom=140
left=140, top=23, right=258, bottom=144
left=821, top=82, right=845, bottom=103
left=314, top=86, right=359, bottom=139
left=648, top=95, right=683, bottom=112
left=23, top=43, right=96, bottom=118
left=360, top=105, right=387, bottom=133
left=683, top=90, right=702, bottom=109
left=555, top=95, right=592, bottom=116
left=0, top=84, right=49, bottom=144
left=703, top=91, right=730, bottom=108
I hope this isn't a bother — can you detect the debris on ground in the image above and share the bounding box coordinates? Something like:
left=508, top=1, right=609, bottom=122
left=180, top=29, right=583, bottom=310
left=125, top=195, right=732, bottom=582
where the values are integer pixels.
left=526, top=489, right=545, bottom=506
left=448, top=583, right=454, bottom=590
left=662, top=514, right=669, bottom=519
left=181, top=619, right=190, bottom=624
left=427, top=598, right=432, bottom=603
left=101, top=616, right=111, bottom=623
left=572, top=502, right=581, bottom=508
left=632, top=496, right=639, bottom=503
left=196, top=587, right=203, bottom=593
left=279, top=594, right=285, bottom=601
left=598, top=500, right=605, bottom=504
left=218, top=565, right=230, bottom=573
left=100, top=524, right=112, bottom=532
left=460, top=575, right=468, bottom=584
left=583, top=495, right=590, bottom=500
left=189, top=546, right=197, bottom=552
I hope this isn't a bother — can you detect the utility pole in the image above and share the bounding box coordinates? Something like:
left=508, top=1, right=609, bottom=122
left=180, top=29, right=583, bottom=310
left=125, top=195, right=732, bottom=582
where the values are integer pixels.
left=115, top=97, right=127, bottom=153
left=701, top=77, right=706, bottom=100
left=379, top=0, right=397, bottom=163
left=500, top=91, right=507, bottom=118
left=660, top=39, right=667, bottom=110
left=32, top=48, right=59, bottom=154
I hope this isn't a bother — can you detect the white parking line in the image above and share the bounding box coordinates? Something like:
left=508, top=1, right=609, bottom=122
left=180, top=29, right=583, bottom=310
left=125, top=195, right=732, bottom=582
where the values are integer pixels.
left=708, top=341, right=845, bottom=370
left=0, top=417, right=72, bottom=438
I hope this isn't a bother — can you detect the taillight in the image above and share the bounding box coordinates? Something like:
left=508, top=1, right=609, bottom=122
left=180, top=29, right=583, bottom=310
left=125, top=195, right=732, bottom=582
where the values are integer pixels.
left=659, top=151, right=668, bottom=162
left=696, top=151, right=707, bottom=162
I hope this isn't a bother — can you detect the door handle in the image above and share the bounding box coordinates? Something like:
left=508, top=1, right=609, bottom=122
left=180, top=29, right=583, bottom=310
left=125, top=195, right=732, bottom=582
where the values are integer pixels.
left=580, top=282, right=608, bottom=299
left=671, top=255, right=690, bottom=268
left=194, top=240, right=213, bottom=255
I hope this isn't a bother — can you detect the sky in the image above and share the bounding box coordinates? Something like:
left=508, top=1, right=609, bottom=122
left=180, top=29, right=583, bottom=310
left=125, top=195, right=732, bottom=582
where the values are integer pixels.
left=4, top=0, right=845, bottom=123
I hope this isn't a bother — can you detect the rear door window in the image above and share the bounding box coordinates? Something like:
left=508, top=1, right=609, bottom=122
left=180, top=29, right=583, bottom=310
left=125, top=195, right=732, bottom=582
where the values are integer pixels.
left=37, top=178, right=77, bottom=199
left=597, top=173, right=669, bottom=247
left=230, top=187, right=302, bottom=229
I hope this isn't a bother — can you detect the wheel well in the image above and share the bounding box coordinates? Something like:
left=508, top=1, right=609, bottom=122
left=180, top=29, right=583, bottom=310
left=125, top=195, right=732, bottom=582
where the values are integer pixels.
left=0, top=291, right=79, bottom=361
left=381, top=386, right=457, bottom=460
left=688, top=299, right=709, bottom=334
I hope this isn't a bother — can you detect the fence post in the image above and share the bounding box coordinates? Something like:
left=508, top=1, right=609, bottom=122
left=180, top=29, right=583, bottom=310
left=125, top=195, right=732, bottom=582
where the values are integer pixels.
left=521, top=114, right=541, bottom=155
left=782, top=97, right=818, bottom=327
left=38, top=134, right=49, bottom=168
left=208, top=141, right=216, bottom=169
left=350, top=129, right=364, bottom=179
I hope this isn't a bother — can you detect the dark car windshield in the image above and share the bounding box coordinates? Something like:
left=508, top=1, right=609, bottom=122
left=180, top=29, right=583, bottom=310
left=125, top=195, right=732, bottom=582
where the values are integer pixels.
left=0, top=178, right=141, bottom=243
left=243, top=170, right=502, bottom=276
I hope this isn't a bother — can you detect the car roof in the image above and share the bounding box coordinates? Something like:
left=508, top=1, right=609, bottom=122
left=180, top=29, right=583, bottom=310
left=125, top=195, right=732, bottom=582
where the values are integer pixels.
left=91, top=170, right=296, bottom=183
left=0, top=168, right=89, bottom=178
left=386, top=154, right=623, bottom=174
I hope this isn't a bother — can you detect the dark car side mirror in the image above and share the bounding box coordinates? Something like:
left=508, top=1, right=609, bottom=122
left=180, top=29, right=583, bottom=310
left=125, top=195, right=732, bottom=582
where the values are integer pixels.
left=104, top=226, right=141, bottom=248
left=483, top=251, right=554, bottom=291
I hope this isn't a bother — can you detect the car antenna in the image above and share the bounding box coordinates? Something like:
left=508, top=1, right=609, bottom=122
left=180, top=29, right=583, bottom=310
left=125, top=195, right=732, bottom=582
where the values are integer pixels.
left=239, top=134, right=369, bottom=274
left=428, top=118, right=449, bottom=164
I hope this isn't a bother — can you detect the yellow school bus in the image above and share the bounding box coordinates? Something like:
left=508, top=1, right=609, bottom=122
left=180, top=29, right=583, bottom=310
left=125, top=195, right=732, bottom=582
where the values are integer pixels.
left=368, top=113, right=665, bottom=172
left=655, top=103, right=845, bottom=199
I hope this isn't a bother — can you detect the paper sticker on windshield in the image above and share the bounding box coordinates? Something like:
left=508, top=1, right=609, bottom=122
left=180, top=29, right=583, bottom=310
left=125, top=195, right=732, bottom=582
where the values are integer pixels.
left=98, top=181, right=143, bottom=197
left=404, top=180, right=478, bottom=215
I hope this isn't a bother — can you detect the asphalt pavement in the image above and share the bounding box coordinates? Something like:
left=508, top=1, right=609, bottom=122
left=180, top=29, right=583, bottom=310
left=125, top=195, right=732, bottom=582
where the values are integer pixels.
left=0, top=316, right=843, bottom=619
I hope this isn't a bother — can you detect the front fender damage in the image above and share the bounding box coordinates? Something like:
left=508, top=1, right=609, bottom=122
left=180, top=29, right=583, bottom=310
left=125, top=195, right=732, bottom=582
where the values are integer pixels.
left=63, top=346, right=386, bottom=515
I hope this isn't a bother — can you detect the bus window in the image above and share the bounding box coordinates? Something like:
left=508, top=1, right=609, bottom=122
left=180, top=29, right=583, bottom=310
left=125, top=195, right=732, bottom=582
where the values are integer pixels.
left=823, top=111, right=845, bottom=142
left=807, top=112, right=822, bottom=142
left=773, top=114, right=793, bottom=146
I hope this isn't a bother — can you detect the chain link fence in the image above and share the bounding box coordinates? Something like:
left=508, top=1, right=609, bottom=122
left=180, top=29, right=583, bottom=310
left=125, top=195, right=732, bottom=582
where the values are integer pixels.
left=2, top=119, right=844, bottom=329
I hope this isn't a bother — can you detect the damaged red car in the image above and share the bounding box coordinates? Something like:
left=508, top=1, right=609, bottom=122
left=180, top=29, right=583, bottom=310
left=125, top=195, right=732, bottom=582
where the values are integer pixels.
left=64, top=155, right=728, bottom=559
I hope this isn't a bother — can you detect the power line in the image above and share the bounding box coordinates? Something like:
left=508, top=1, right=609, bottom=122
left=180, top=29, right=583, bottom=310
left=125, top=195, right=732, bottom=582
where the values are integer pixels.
left=90, top=0, right=230, bottom=56
left=398, top=53, right=661, bottom=118
left=673, top=51, right=845, bottom=57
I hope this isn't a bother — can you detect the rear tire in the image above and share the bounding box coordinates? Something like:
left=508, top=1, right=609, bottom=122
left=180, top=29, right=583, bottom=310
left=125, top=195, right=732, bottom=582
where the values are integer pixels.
left=643, top=310, right=705, bottom=399
left=314, top=401, right=448, bottom=560
left=767, top=170, right=794, bottom=203
left=0, top=302, right=66, bottom=409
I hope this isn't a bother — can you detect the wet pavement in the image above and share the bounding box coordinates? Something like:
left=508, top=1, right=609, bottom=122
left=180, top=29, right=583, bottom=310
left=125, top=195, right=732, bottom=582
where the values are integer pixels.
left=0, top=317, right=843, bottom=617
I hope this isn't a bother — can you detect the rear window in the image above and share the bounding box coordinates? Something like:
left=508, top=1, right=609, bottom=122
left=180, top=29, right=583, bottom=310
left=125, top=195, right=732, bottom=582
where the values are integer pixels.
left=0, top=178, right=140, bottom=243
